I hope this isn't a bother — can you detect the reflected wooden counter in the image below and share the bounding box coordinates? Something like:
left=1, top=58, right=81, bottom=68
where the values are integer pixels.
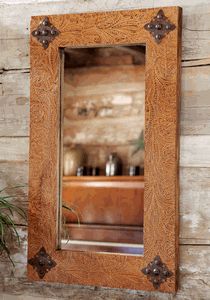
left=62, top=176, right=144, bottom=249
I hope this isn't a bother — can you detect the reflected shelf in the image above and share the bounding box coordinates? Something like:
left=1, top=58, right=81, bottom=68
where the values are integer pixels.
left=63, top=176, right=144, bottom=189
left=63, top=175, right=144, bottom=181
left=61, top=239, right=144, bottom=255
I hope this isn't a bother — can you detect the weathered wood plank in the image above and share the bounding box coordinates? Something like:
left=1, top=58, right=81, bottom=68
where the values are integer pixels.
left=0, top=2, right=210, bottom=63
left=1, top=0, right=209, bottom=38
left=0, top=70, right=29, bottom=96
left=180, top=136, right=210, bottom=168
left=1, top=64, right=210, bottom=137
left=182, top=57, right=210, bottom=67
left=1, top=135, right=210, bottom=168
left=0, top=95, right=29, bottom=136
left=0, top=70, right=29, bottom=136
left=2, top=0, right=210, bottom=6
left=3, top=225, right=210, bottom=268
left=1, top=231, right=210, bottom=300
left=0, top=161, right=28, bottom=189
left=1, top=160, right=210, bottom=243
left=64, top=65, right=145, bottom=97
left=180, top=238, right=210, bottom=245
left=2, top=294, right=61, bottom=300
left=180, top=167, right=210, bottom=243
left=64, top=93, right=143, bottom=120
left=2, top=62, right=210, bottom=103
left=0, top=161, right=28, bottom=221
left=0, top=263, right=27, bottom=283
left=63, top=64, right=144, bottom=165
left=0, top=38, right=29, bottom=71
left=0, top=137, right=28, bottom=161
left=181, top=65, right=210, bottom=109
left=2, top=274, right=210, bottom=300
left=0, top=227, right=27, bottom=265
left=176, top=275, right=210, bottom=300
left=1, top=1, right=210, bottom=298
left=64, top=116, right=144, bottom=146
left=2, top=37, right=210, bottom=73
left=181, top=107, right=210, bottom=135
left=0, top=277, right=171, bottom=300
left=153, top=0, right=210, bottom=5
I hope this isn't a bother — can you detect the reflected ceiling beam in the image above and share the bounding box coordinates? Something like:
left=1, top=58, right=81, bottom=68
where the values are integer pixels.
left=64, top=46, right=145, bottom=67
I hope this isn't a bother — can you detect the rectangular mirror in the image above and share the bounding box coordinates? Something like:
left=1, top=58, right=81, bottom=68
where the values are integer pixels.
left=60, top=46, right=145, bottom=255
left=28, top=7, right=182, bottom=293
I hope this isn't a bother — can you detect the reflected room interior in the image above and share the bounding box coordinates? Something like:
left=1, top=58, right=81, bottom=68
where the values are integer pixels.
left=60, top=45, right=145, bottom=255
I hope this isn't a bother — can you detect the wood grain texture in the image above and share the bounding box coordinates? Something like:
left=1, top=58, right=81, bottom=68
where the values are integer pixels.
left=2, top=135, right=210, bottom=166
left=1, top=0, right=210, bottom=299
left=180, top=167, right=210, bottom=244
left=1, top=0, right=210, bottom=65
left=0, top=137, right=29, bottom=161
left=62, top=224, right=143, bottom=245
left=2, top=227, right=210, bottom=300
left=63, top=60, right=145, bottom=170
left=28, top=7, right=182, bottom=293
left=62, top=176, right=144, bottom=226
left=3, top=160, right=210, bottom=245
left=180, top=136, right=210, bottom=168
left=1, top=65, right=210, bottom=138
left=0, top=70, right=29, bottom=96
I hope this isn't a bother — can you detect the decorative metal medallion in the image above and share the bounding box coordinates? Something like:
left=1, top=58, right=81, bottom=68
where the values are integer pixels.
left=31, top=17, right=60, bottom=49
left=144, top=9, right=176, bottom=44
left=141, top=256, right=173, bottom=289
left=28, top=247, right=56, bottom=279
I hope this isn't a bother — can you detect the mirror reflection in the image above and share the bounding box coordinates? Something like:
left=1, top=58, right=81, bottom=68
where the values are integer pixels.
left=60, top=45, right=145, bottom=255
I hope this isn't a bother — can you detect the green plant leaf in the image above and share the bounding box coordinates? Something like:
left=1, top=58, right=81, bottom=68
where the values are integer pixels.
left=130, top=130, right=144, bottom=156
left=0, top=185, right=27, bottom=265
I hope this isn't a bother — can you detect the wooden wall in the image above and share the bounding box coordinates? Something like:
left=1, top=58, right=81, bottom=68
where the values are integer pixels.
left=1, top=0, right=210, bottom=299
left=63, top=48, right=145, bottom=172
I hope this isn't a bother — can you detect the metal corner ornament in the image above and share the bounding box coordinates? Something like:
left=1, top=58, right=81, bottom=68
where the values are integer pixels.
left=144, top=9, right=176, bottom=44
left=32, top=17, right=60, bottom=49
left=28, top=247, right=56, bottom=279
left=141, top=256, right=173, bottom=289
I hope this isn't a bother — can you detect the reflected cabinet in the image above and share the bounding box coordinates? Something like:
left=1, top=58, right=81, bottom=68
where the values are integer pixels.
left=28, top=7, right=182, bottom=293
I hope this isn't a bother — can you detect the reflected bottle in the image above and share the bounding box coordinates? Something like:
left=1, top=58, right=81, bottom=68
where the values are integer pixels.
left=63, top=146, right=86, bottom=176
left=105, top=153, right=122, bottom=176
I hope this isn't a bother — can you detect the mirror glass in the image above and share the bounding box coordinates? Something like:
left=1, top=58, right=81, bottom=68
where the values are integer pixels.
left=59, top=45, right=145, bottom=255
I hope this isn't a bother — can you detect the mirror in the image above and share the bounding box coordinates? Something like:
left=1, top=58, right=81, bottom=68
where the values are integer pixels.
left=29, top=8, right=181, bottom=291
left=60, top=45, right=145, bottom=255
